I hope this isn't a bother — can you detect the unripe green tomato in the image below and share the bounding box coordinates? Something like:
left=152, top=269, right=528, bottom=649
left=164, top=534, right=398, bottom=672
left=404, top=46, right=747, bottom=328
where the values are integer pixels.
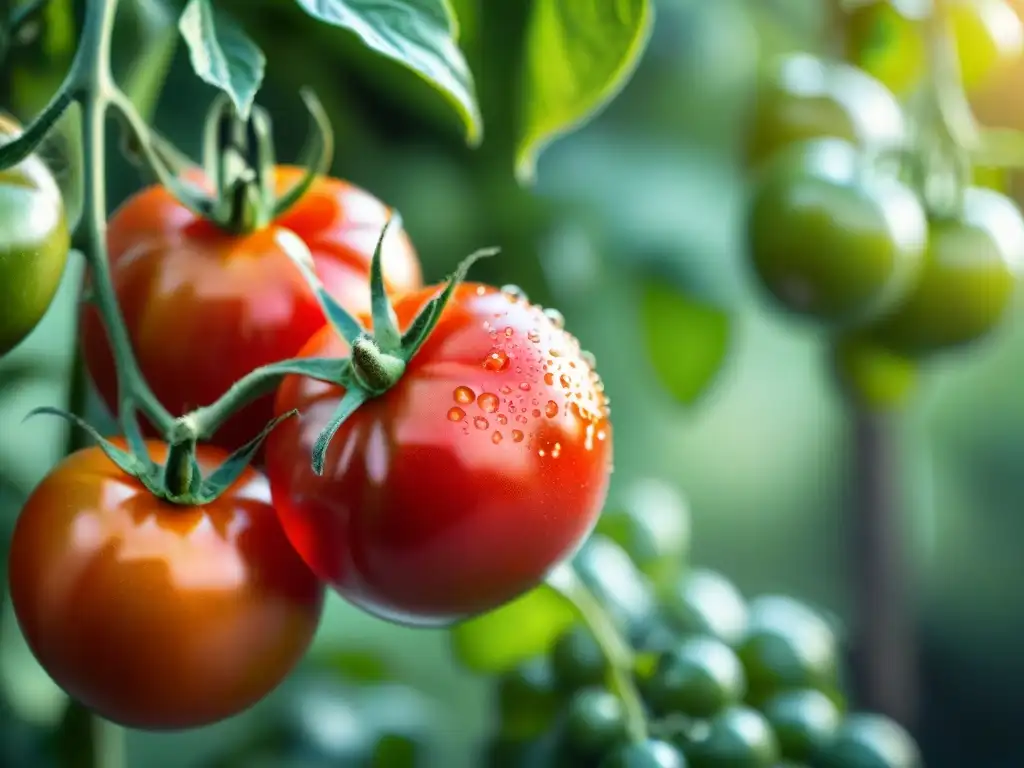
left=0, top=114, right=71, bottom=357
left=598, top=738, right=688, bottom=768
left=745, top=52, right=904, bottom=169
left=829, top=333, right=918, bottom=412
left=660, top=569, right=748, bottom=646
left=746, top=138, right=928, bottom=327
left=736, top=596, right=840, bottom=704
left=564, top=688, right=629, bottom=758
left=761, top=689, right=841, bottom=762
left=645, top=636, right=746, bottom=719
left=688, top=706, right=780, bottom=768
left=814, top=713, right=922, bottom=768
left=551, top=626, right=608, bottom=693
left=866, top=186, right=1024, bottom=355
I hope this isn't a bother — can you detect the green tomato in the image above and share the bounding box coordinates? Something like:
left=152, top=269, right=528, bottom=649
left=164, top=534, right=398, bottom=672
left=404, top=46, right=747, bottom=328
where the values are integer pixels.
left=745, top=52, right=904, bottom=168
left=828, top=333, right=917, bottom=413
left=564, top=688, right=629, bottom=758
left=736, top=596, right=840, bottom=704
left=572, top=534, right=658, bottom=640
left=0, top=115, right=71, bottom=357
left=814, top=713, right=922, bottom=768
left=761, top=689, right=841, bottom=762
left=551, top=626, right=608, bottom=693
left=660, top=569, right=748, bottom=646
left=866, top=186, right=1024, bottom=355
left=688, top=706, right=780, bottom=768
left=645, top=636, right=746, bottom=719
left=595, top=478, right=691, bottom=593
left=496, top=657, right=564, bottom=741
left=599, top=738, right=688, bottom=768
left=746, top=138, right=928, bottom=327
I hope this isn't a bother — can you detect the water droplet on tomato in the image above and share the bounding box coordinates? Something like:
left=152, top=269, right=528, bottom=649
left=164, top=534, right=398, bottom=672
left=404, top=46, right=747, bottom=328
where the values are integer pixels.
left=549, top=348, right=563, bottom=358
left=516, top=414, right=528, bottom=424
left=496, top=413, right=508, bottom=425
left=448, top=407, right=465, bottom=422
left=518, top=382, right=531, bottom=391
left=454, top=386, right=475, bottom=404
left=478, top=393, right=499, bottom=413
left=504, top=327, right=514, bottom=338
left=552, top=442, right=562, bottom=458
left=492, top=431, right=503, bottom=444
left=501, top=285, right=527, bottom=302
left=483, top=349, right=510, bottom=372
left=476, top=285, right=487, bottom=296
left=581, top=350, right=596, bottom=368
left=538, top=449, right=547, bottom=457
left=474, top=417, right=489, bottom=430
left=527, top=330, right=541, bottom=343
left=512, top=430, right=524, bottom=442
left=545, top=401, right=559, bottom=418
left=532, top=409, right=541, bottom=418
left=597, top=429, right=607, bottom=441
left=543, top=372, right=554, bottom=386
left=560, top=374, right=572, bottom=389
left=543, top=308, right=565, bottom=329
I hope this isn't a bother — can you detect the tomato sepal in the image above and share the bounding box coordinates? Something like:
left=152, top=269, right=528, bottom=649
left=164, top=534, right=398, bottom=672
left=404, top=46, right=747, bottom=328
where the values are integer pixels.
left=269, top=89, right=334, bottom=220
left=22, top=406, right=152, bottom=481
left=0, top=89, right=73, bottom=170
left=310, top=386, right=369, bottom=476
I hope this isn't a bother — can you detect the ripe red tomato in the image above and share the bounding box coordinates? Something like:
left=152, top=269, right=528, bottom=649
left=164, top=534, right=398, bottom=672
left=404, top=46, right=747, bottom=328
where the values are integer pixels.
left=7, top=440, right=325, bottom=730
left=80, top=167, right=422, bottom=452
left=264, top=283, right=613, bottom=627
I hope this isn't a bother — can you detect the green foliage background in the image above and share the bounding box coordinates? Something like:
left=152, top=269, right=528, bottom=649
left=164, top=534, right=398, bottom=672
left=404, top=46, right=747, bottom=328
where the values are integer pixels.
left=1, top=0, right=1023, bottom=765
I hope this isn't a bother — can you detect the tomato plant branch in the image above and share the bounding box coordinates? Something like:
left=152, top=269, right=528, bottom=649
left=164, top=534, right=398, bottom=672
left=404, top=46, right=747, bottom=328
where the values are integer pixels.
left=547, top=563, right=649, bottom=743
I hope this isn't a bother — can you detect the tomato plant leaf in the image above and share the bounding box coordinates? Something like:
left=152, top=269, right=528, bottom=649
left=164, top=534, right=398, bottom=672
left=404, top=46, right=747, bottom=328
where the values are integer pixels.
left=515, top=0, right=654, bottom=183
left=639, top=281, right=731, bottom=406
left=21, top=407, right=147, bottom=480
left=196, top=409, right=299, bottom=502
left=178, top=0, right=266, bottom=120
left=450, top=583, right=576, bottom=674
left=276, top=229, right=367, bottom=345
left=369, top=216, right=404, bottom=354
left=292, top=0, right=481, bottom=145
left=399, top=246, right=499, bottom=361
left=311, top=387, right=370, bottom=475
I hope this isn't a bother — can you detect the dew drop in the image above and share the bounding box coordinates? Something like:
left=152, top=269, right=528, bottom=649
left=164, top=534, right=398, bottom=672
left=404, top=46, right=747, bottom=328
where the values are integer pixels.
left=501, top=285, right=528, bottom=302
left=500, top=386, right=512, bottom=395
left=516, top=414, right=528, bottom=424
left=504, top=327, right=514, bottom=338
left=527, top=330, right=541, bottom=344
left=512, top=430, right=524, bottom=442
left=545, top=400, right=559, bottom=418
left=552, top=442, right=562, bottom=458
left=543, top=308, right=565, bottom=329
left=478, top=393, right=500, bottom=413
left=474, top=416, right=489, bottom=430
left=538, top=449, right=547, bottom=458
left=560, top=374, right=572, bottom=389
left=597, top=429, right=608, bottom=441
left=476, top=285, right=488, bottom=296
left=454, top=386, right=475, bottom=404
left=483, top=349, right=511, bottom=372
left=532, top=409, right=541, bottom=418
left=496, top=413, right=508, bottom=425
left=518, top=382, right=531, bottom=391
left=549, top=348, right=563, bottom=358
left=447, top=407, right=465, bottom=422
left=492, top=431, right=503, bottom=444
left=543, top=372, right=554, bottom=386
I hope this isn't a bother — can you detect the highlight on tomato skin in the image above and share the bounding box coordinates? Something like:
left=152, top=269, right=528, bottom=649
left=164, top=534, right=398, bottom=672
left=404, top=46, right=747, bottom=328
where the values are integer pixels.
left=265, top=283, right=614, bottom=628
left=6, top=440, right=326, bottom=731
left=79, top=166, right=423, bottom=453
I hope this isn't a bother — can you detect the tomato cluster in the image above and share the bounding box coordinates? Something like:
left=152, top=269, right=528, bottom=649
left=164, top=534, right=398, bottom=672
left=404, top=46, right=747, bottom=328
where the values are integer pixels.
left=466, top=491, right=923, bottom=768
left=743, top=49, right=1024, bottom=365
left=4, top=152, right=613, bottom=729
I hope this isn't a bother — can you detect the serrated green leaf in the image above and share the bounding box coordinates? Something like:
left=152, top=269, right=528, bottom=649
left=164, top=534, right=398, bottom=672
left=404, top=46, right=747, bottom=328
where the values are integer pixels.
left=178, top=0, right=266, bottom=119
left=450, top=584, right=576, bottom=674
left=639, top=280, right=731, bottom=406
left=516, top=0, right=654, bottom=183
left=293, top=0, right=481, bottom=145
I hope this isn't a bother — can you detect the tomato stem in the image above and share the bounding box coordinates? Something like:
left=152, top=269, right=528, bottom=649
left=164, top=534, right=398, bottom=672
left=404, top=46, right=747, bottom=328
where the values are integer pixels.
left=546, top=562, right=649, bottom=743
left=351, top=336, right=406, bottom=395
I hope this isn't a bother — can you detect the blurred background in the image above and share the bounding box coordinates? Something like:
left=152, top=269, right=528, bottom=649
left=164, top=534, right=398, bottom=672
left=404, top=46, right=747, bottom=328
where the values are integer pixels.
left=2, top=0, right=1024, bottom=765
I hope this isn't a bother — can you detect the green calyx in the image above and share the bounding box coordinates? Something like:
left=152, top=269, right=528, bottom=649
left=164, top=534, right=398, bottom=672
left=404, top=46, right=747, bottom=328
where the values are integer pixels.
left=123, top=88, right=334, bottom=236
left=283, top=215, right=499, bottom=476
left=24, top=404, right=298, bottom=506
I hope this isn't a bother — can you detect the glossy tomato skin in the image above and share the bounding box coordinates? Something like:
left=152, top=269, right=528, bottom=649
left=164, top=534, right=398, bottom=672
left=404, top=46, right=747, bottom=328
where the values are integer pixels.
left=0, top=115, right=70, bottom=357
left=745, top=52, right=905, bottom=169
left=746, top=138, right=928, bottom=327
left=265, top=283, right=613, bottom=627
left=867, top=186, right=1024, bottom=354
left=80, top=167, right=422, bottom=452
left=7, top=441, right=326, bottom=731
